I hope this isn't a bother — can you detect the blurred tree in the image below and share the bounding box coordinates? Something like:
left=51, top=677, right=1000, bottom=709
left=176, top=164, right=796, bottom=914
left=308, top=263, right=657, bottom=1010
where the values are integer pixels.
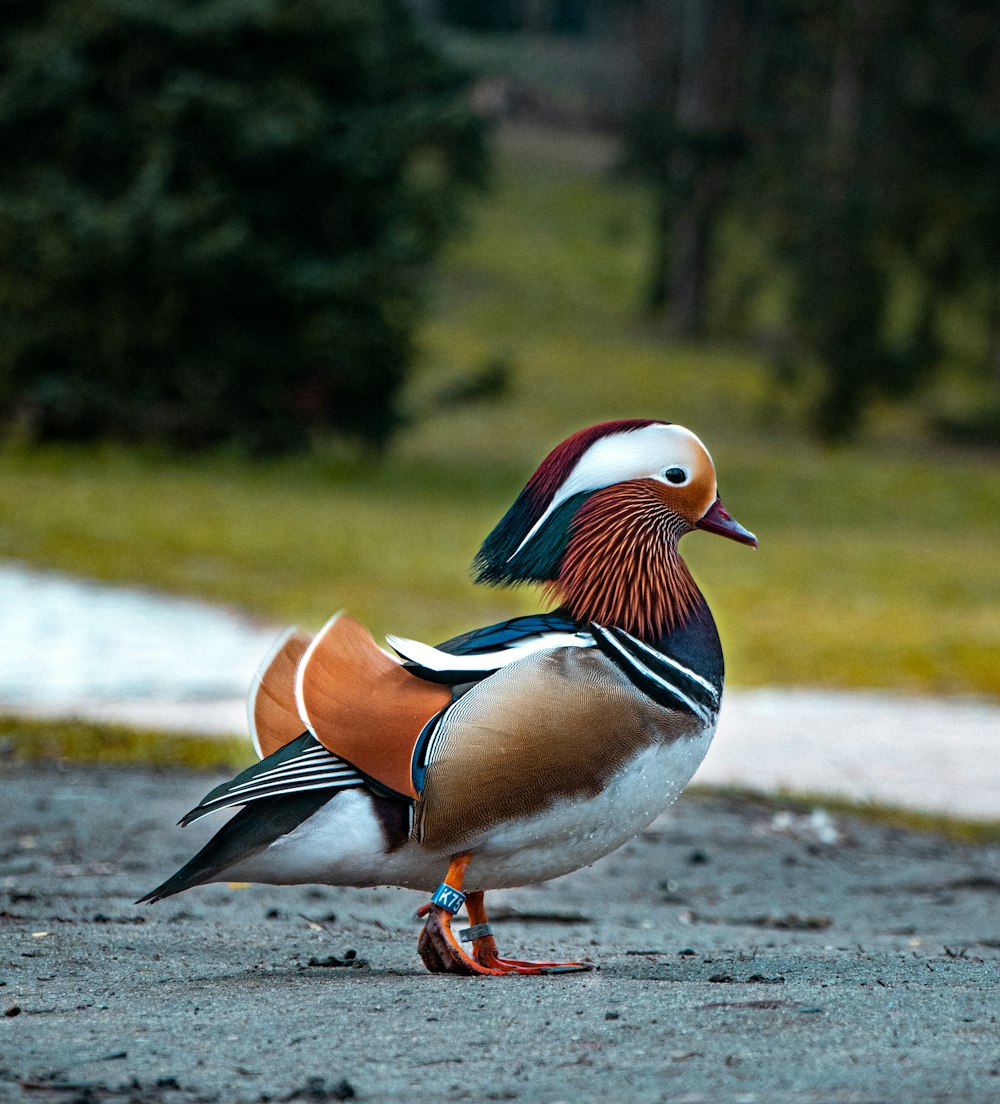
left=750, top=1, right=913, bottom=439
left=623, top=0, right=747, bottom=336
left=626, top=0, right=1000, bottom=439
left=0, top=0, right=487, bottom=451
left=753, top=0, right=1000, bottom=438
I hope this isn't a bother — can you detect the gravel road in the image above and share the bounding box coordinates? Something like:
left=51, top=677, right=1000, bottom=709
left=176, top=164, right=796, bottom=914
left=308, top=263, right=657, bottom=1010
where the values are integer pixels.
left=2, top=764, right=999, bottom=1103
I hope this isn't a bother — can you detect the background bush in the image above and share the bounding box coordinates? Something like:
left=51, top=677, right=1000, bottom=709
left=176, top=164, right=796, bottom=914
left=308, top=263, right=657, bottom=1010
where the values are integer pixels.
left=0, top=0, right=487, bottom=451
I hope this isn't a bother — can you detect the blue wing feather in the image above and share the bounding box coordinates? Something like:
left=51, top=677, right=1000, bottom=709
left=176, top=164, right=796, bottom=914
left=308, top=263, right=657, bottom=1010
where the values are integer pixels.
left=434, top=611, right=583, bottom=655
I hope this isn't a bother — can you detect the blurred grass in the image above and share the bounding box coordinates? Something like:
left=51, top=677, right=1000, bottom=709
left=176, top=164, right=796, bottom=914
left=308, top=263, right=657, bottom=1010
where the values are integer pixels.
left=0, top=124, right=997, bottom=696
left=0, top=715, right=250, bottom=772
left=4, top=715, right=997, bottom=841
left=688, top=784, right=1000, bottom=845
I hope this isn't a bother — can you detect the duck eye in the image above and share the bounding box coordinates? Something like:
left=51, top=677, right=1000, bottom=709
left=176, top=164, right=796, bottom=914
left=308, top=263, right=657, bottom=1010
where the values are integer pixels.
left=663, top=467, right=688, bottom=485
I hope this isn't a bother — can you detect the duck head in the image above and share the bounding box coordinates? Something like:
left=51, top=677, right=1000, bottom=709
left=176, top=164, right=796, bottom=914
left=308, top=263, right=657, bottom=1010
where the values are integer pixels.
left=473, top=419, right=756, bottom=640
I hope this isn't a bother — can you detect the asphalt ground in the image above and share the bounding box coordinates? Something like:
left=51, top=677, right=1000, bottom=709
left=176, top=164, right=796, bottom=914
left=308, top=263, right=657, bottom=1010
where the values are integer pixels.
left=2, top=763, right=999, bottom=1103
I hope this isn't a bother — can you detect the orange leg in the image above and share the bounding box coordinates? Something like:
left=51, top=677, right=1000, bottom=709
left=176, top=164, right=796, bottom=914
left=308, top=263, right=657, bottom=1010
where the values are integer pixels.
left=416, top=854, right=595, bottom=977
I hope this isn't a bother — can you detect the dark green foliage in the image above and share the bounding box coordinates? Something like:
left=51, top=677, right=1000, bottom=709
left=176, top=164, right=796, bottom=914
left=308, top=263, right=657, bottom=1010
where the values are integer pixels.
left=430, top=352, right=512, bottom=410
left=0, top=0, right=487, bottom=451
left=934, top=404, right=1000, bottom=448
left=439, top=0, right=524, bottom=32
left=438, top=0, right=592, bottom=34
left=622, top=0, right=748, bottom=337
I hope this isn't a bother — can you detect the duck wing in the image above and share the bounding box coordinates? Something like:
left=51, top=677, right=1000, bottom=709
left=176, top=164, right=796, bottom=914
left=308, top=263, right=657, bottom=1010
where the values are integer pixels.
left=137, top=787, right=334, bottom=904
left=294, top=611, right=594, bottom=799
left=387, top=611, right=594, bottom=685
left=413, top=628, right=718, bottom=854
left=295, top=614, right=453, bottom=800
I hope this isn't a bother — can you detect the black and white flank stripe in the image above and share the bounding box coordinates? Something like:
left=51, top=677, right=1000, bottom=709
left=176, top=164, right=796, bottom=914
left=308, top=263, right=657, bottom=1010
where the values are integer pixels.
left=589, top=624, right=720, bottom=725
left=178, top=733, right=364, bottom=825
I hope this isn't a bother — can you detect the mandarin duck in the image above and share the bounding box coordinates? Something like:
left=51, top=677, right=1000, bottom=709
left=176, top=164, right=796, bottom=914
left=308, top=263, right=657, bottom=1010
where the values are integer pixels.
left=140, top=419, right=756, bottom=975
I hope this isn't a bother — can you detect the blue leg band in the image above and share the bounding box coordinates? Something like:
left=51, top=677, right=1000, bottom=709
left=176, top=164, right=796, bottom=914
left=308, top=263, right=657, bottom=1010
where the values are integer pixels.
left=430, top=882, right=466, bottom=915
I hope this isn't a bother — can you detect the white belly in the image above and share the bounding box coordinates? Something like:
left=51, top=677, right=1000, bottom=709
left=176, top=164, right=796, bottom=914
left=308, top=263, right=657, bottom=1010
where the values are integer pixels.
left=466, top=727, right=714, bottom=888
left=220, top=728, right=714, bottom=892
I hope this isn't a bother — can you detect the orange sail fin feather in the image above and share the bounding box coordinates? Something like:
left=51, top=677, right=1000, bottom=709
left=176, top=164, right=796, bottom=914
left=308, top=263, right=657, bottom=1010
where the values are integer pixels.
left=248, top=629, right=313, bottom=758
left=295, top=615, right=451, bottom=801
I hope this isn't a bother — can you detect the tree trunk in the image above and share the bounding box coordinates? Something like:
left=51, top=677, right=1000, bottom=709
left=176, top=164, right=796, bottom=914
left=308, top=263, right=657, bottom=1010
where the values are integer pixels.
left=636, top=0, right=745, bottom=337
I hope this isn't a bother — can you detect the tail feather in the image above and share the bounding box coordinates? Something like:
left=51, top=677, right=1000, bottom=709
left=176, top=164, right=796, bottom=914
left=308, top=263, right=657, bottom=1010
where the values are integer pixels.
left=137, top=790, right=332, bottom=904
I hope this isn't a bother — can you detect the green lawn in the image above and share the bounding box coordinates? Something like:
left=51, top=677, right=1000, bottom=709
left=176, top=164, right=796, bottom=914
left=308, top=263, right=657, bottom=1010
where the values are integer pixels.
left=1, top=124, right=998, bottom=697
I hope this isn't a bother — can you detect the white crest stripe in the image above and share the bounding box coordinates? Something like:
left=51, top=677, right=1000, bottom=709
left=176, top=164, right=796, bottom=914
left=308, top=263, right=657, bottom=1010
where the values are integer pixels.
left=505, top=423, right=706, bottom=562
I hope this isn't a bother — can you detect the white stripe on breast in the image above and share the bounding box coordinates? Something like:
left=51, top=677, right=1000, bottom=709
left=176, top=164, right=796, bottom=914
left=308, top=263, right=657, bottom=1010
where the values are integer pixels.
left=594, top=627, right=715, bottom=725
left=619, top=629, right=720, bottom=701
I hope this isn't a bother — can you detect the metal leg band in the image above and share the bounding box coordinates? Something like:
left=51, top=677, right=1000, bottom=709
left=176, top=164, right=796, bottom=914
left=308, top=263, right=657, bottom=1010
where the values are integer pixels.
left=429, top=882, right=466, bottom=915
left=457, top=923, right=493, bottom=943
